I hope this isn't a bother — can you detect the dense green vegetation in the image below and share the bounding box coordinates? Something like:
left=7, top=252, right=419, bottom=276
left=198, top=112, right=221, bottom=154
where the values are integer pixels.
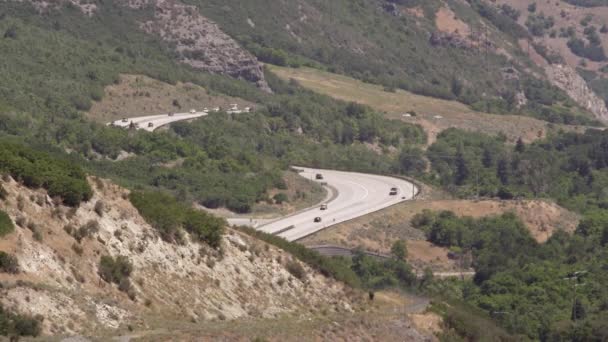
left=0, top=210, right=13, bottom=237
left=432, top=300, right=515, bottom=341
left=422, top=128, right=608, bottom=212
left=188, top=0, right=600, bottom=124
left=0, top=2, right=431, bottom=213
left=237, top=226, right=420, bottom=291
left=468, top=0, right=528, bottom=39
left=416, top=210, right=608, bottom=340
left=129, top=191, right=225, bottom=247
left=191, top=0, right=533, bottom=106
left=0, top=305, right=41, bottom=338
left=0, top=141, right=92, bottom=206
left=525, top=12, right=555, bottom=37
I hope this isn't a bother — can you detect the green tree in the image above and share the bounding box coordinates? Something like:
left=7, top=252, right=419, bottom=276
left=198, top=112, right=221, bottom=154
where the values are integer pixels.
left=391, top=240, right=408, bottom=260
left=571, top=298, right=586, bottom=321
left=497, top=157, right=510, bottom=185
left=455, top=151, right=470, bottom=186
left=515, top=137, right=525, bottom=153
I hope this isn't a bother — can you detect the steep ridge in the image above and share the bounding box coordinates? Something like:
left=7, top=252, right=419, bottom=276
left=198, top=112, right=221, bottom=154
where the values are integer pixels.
left=546, top=64, right=608, bottom=122
left=23, top=0, right=270, bottom=91
left=133, top=0, right=271, bottom=92
left=0, top=176, right=355, bottom=336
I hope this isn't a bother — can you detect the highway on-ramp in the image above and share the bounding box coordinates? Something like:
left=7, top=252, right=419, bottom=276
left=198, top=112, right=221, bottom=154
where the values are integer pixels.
left=257, top=167, right=417, bottom=241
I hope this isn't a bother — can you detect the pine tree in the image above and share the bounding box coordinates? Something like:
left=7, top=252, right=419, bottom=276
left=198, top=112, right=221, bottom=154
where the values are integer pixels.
left=497, top=158, right=510, bottom=185
left=455, top=151, right=469, bottom=186
left=482, top=148, right=493, bottom=168
left=515, top=137, right=525, bottom=153
left=571, top=298, right=586, bottom=321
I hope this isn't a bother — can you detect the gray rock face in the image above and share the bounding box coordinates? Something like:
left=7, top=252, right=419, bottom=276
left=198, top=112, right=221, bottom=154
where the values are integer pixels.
left=545, top=64, right=608, bottom=123
left=26, top=0, right=270, bottom=91
left=137, top=0, right=270, bottom=92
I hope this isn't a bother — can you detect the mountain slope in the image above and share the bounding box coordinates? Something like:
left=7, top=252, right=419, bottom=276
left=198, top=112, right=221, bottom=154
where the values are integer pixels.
left=0, top=176, right=355, bottom=335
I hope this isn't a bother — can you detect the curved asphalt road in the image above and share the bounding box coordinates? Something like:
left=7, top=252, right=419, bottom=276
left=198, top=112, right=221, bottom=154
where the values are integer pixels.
left=258, top=167, right=417, bottom=241
left=108, top=111, right=209, bottom=132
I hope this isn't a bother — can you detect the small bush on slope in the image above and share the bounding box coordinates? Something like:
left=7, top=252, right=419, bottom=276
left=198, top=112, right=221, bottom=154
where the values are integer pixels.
left=0, top=210, right=14, bottom=237
left=129, top=191, right=225, bottom=248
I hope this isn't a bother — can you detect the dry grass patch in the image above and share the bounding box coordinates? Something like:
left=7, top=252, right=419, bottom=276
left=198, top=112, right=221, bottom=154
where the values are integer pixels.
left=268, top=65, right=585, bottom=144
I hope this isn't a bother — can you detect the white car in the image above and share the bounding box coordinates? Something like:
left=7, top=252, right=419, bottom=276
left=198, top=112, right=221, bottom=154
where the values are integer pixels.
left=190, top=109, right=197, bottom=114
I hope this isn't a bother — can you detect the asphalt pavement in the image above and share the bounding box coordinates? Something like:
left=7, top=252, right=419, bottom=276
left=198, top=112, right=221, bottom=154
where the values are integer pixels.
left=108, top=111, right=209, bottom=132
left=258, top=167, right=417, bottom=241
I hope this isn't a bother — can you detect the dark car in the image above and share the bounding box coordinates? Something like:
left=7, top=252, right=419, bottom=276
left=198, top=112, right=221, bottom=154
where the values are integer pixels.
left=320, top=204, right=328, bottom=210
left=314, top=217, right=322, bottom=223
left=389, top=189, right=398, bottom=196
left=147, top=122, right=154, bottom=128
left=315, top=173, right=324, bottom=180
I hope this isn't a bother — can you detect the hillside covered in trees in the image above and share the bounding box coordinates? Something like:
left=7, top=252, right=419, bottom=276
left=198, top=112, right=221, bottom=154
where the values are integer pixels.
left=3, top=0, right=608, bottom=340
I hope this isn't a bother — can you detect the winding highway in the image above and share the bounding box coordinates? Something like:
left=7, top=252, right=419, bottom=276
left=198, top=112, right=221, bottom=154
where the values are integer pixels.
left=257, top=167, right=417, bottom=241
left=108, top=111, right=419, bottom=243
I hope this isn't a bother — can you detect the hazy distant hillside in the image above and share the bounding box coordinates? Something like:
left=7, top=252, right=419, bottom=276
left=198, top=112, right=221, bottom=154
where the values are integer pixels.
left=192, top=0, right=606, bottom=125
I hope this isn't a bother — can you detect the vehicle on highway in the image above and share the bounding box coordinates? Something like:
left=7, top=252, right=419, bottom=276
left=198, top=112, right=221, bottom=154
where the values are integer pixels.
left=148, top=122, right=154, bottom=128
left=314, top=217, right=322, bottom=223
left=320, top=204, right=328, bottom=210
left=190, top=109, right=196, bottom=114
left=389, top=188, right=398, bottom=196
left=168, top=112, right=174, bottom=117
left=121, top=118, right=128, bottom=123
left=315, top=173, right=324, bottom=180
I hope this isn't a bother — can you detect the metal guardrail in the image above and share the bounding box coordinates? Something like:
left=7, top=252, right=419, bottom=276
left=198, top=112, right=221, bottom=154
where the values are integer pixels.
left=307, top=244, right=391, bottom=260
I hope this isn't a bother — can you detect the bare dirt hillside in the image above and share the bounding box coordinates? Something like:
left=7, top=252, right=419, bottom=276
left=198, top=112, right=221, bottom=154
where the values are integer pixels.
left=0, top=177, right=433, bottom=340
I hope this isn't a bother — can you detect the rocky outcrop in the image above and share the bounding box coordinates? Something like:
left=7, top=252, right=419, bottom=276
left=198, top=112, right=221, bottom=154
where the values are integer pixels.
left=0, top=177, right=353, bottom=335
left=545, top=64, right=608, bottom=123
left=136, top=0, right=270, bottom=92
left=23, top=0, right=270, bottom=92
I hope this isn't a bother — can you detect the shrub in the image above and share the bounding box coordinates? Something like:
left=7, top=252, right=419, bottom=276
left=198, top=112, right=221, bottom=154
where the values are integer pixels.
left=74, top=220, right=100, bottom=243
left=32, top=230, right=43, bottom=242
left=286, top=259, right=306, bottom=280
left=71, top=243, right=83, bottom=256
left=130, top=191, right=225, bottom=247
left=0, top=251, right=19, bottom=274
left=391, top=240, right=408, bottom=260
left=0, top=305, right=42, bottom=337
left=0, top=211, right=14, bottom=237
left=0, top=141, right=92, bottom=206
left=94, top=201, right=105, bottom=217
left=98, top=255, right=133, bottom=285
left=272, top=193, right=288, bottom=204
left=0, top=183, right=7, bottom=201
